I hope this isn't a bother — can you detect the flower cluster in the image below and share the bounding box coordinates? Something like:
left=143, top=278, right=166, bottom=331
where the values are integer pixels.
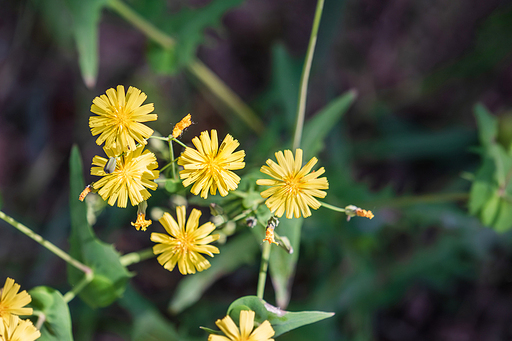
left=0, top=278, right=40, bottom=341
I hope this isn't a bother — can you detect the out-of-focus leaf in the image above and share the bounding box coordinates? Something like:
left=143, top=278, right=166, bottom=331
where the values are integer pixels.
left=119, top=285, right=181, bottom=341
left=30, top=0, right=74, bottom=48
left=29, top=286, right=73, bottom=341
left=66, top=0, right=106, bottom=87
left=493, top=199, right=512, bottom=233
left=302, top=90, right=357, bottom=160
left=468, top=157, right=495, bottom=215
left=164, top=178, right=182, bottom=193
left=68, top=145, right=132, bottom=308
left=169, top=232, right=259, bottom=314
left=269, top=217, right=302, bottom=308
left=226, top=296, right=334, bottom=338
left=474, top=103, right=498, bottom=147
left=141, top=0, right=244, bottom=74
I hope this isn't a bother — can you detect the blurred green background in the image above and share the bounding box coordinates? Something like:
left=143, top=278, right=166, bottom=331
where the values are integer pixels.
left=2, top=0, right=512, bottom=340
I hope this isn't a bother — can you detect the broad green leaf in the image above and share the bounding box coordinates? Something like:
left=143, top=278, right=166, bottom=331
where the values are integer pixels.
left=29, top=286, right=73, bottom=341
left=269, top=217, right=302, bottom=308
left=164, top=178, right=182, bottom=193
left=119, top=285, right=180, bottom=341
left=468, top=157, right=495, bottom=215
left=301, top=90, right=357, bottom=160
left=66, top=0, right=105, bottom=87
left=493, top=199, right=512, bottom=233
left=227, top=296, right=334, bottom=337
left=480, top=192, right=500, bottom=226
left=68, top=145, right=132, bottom=308
left=169, top=232, right=259, bottom=313
left=474, top=103, right=498, bottom=147
left=488, top=143, right=512, bottom=187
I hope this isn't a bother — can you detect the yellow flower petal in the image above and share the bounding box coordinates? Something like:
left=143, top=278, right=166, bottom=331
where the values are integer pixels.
left=0, top=278, right=32, bottom=320
left=150, top=207, right=220, bottom=275
left=209, top=310, right=275, bottom=341
left=257, top=149, right=328, bottom=219
left=178, top=130, right=245, bottom=199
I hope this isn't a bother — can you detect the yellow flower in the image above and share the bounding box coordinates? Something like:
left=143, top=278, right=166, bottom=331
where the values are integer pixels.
left=131, top=213, right=152, bottom=231
left=178, top=130, right=245, bottom=199
left=91, top=144, right=159, bottom=208
left=0, top=315, right=40, bottom=341
left=208, top=310, right=275, bottom=341
left=0, top=278, right=32, bottom=320
left=150, top=206, right=220, bottom=275
left=256, top=149, right=328, bottom=219
left=89, top=85, right=157, bottom=152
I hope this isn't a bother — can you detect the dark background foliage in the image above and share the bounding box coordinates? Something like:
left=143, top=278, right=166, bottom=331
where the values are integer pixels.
left=2, top=0, right=512, bottom=340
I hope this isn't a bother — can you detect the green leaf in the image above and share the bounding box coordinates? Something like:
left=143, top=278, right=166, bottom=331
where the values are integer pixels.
left=227, top=296, right=334, bottom=338
left=164, top=178, right=182, bottom=193
left=29, top=286, right=73, bottom=341
left=68, top=145, right=132, bottom=308
left=488, top=144, right=512, bottom=187
left=301, top=90, right=357, bottom=160
left=468, top=157, right=495, bottom=215
left=493, top=199, right=512, bottom=233
left=119, top=285, right=180, bottom=341
left=66, top=0, right=106, bottom=87
left=269, top=217, right=302, bottom=308
left=481, top=192, right=500, bottom=226
left=169, top=232, right=259, bottom=313
left=142, top=0, right=245, bottom=74
left=474, top=103, right=498, bottom=147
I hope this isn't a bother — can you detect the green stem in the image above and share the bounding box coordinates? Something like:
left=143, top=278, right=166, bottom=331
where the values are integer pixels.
left=171, top=137, right=188, bottom=149
left=169, top=139, right=177, bottom=179
left=120, top=248, right=156, bottom=266
left=62, top=271, right=94, bottom=303
left=0, top=211, right=92, bottom=274
left=257, top=242, right=271, bottom=299
left=106, top=0, right=175, bottom=49
left=319, top=201, right=345, bottom=213
left=188, top=60, right=264, bottom=135
left=292, top=0, right=325, bottom=150
left=107, top=0, right=264, bottom=135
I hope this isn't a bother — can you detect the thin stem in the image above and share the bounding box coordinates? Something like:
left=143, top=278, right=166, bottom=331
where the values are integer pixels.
left=120, top=248, right=156, bottom=266
left=62, top=271, right=94, bottom=303
left=0, top=211, right=92, bottom=274
left=292, top=0, right=325, bottom=150
left=106, top=0, right=175, bottom=49
left=188, top=60, right=264, bottom=135
left=107, top=0, right=264, bottom=135
left=319, top=201, right=346, bottom=213
left=169, top=139, right=176, bottom=179
left=171, top=137, right=188, bottom=149
left=257, top=242, right=271, bottom=299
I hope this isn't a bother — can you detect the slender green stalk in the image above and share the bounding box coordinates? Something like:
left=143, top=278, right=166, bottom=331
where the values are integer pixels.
left=106, top=0, right=175, bottom=49
left=0, top=211, right=92, bottom=274
left=292, top=0, right=325, bottom=150
left=257, top=242, right=271, bottom=299
left=62, top=271, right=94, bottom=303
left=107, top=0, right=264, bottom=135
left=319, top=201, right=346, bottom=213
left=120, top=248, right=156, bottom=266
left=168, top=139, right=177, bottom=179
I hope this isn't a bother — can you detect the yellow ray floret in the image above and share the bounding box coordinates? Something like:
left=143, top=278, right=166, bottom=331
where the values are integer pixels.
left=256, top=149, right=329, bottom=219
left=178, top=130, right=245, bottom=199
left=208, top=310, right=275, bottom=341
left=91, top=145, right=159, bottom=208
left=0, top=315, right=40, bottom=341
left=0, top=278, right=32, bottom=321
left=89, top=85, right=157, bottom=152
left=150, top=206, right=220, bottom=275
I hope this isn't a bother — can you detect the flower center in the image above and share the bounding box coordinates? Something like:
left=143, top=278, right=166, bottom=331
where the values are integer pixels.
left=175, top=233, right=193, bottom=254
left=284, top=174, right=301, bottom=195
left=205, top=155, right=221, bottom=176
left=113, top=105, right=130, bottom=130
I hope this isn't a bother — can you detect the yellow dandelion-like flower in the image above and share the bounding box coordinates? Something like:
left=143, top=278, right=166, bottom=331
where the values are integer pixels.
left=91, top=144, right=159, bottom=208
left=178, top=130, right=245, bottom=199
left=150, top=206, right=220, bottom=275
left=208, top=310, right=275, bottom=341
left=0, top=315, right=40, bottom=341
left=0, top=278, right=32, bottom=321
left=89, top=85, right=157, bottom=152
left=256, top=149, right=329, bottom=219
